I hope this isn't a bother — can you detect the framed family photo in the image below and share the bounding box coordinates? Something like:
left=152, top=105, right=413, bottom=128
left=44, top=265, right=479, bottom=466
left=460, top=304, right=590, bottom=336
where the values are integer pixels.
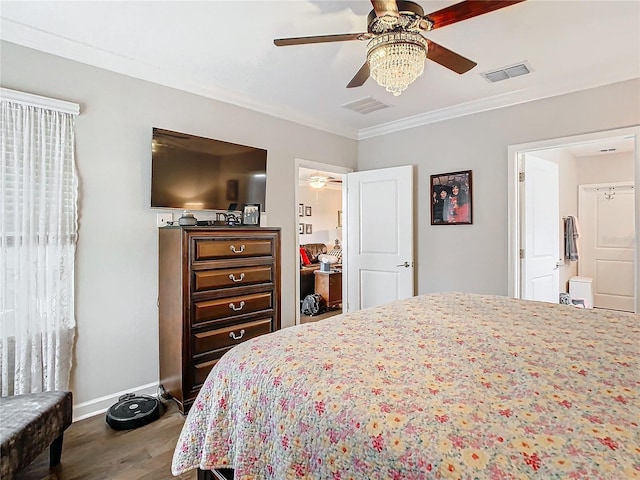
left=242, top=203, right=261, bottom=226
left=430, top=170, right=472, bottom=225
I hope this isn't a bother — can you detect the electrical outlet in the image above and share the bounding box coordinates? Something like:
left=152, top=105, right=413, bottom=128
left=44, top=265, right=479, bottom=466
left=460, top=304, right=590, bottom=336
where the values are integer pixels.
left=157, top=213, right=173, bottom=227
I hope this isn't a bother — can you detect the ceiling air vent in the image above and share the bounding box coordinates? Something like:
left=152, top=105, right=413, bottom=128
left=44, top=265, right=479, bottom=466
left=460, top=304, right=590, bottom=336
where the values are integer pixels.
left=341, top=96, right=390, bottom=114
left=482, top=61, right=531, bottom=83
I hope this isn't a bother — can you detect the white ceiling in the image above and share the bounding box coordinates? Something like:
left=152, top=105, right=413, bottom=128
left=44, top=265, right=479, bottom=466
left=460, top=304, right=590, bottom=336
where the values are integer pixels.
left=1, top=1, right=639, bottom=139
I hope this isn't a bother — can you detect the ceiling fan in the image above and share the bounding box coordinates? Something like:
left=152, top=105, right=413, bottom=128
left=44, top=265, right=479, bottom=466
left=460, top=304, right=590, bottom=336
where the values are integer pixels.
left=274, top=0, right=525, bottom=96
left=305, top=172, right=342, bottom=189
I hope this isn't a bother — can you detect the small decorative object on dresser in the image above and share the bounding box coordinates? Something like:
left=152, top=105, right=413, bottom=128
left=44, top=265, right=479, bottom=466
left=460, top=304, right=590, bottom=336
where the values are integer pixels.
left=158, top=227, right=281, bottom=414
left=242, top=204, right=261, bottom=226
left=178, top=211, right=197, bottom=226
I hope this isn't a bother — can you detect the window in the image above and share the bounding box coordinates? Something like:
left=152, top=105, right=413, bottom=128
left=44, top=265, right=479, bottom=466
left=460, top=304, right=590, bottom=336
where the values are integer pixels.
left=1, top=90, right=79, bottom=395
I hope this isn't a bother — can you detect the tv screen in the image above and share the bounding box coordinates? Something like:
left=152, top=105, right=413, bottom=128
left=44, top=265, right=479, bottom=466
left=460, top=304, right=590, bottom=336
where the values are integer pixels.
left=151, top=128, right=267, bottom=212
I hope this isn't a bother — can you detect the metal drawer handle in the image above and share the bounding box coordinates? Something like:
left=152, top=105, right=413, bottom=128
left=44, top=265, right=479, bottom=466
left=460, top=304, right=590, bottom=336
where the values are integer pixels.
left=229, top=273, right=245, bottom=283
left=229, top=301, right=245, bottom=311
left=230, top=244, right=245, bottom=254
left=229, top=329, right=246, bottom=341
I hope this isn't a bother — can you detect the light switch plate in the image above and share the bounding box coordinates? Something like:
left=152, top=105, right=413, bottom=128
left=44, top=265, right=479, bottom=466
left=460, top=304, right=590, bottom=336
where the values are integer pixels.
left=157, top=213, right=173, bottom=227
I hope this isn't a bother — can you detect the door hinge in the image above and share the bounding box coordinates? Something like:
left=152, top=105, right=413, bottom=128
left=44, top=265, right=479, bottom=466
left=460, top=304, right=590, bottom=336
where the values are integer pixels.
left=518, top=172, right=525, bottom=182
left=520, top=248, right=525, bottom=259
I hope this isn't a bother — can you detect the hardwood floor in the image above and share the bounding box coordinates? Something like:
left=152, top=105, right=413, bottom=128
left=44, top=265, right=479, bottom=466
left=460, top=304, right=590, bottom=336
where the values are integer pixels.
left=16, top=400, right=195, bottom=480
left=300, top=307, right=341, bottom=324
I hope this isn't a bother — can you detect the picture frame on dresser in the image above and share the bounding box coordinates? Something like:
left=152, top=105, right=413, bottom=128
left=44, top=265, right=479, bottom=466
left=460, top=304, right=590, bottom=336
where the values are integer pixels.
left=242, top=204, right=261, bottom=226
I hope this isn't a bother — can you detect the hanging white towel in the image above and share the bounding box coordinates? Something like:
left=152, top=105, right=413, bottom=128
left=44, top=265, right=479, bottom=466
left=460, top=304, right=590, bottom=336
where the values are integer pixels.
left=564, top=216, right=580, bottom=261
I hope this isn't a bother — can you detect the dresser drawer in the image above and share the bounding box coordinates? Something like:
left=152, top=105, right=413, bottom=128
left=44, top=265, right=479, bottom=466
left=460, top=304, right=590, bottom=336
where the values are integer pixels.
left=194, top=238, right=274, bottom=261
left=192, top=358, right=220, bottom=387
left=193, top=292, right=273, bottom=324
left=193, top=265, right=273, bottom=292
left=193, top=317, right=272, bottom=356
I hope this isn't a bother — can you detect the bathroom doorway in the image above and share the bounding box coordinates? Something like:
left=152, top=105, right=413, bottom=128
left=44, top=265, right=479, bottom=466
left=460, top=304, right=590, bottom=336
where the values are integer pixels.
left=508, top=126, right=639, bottom=313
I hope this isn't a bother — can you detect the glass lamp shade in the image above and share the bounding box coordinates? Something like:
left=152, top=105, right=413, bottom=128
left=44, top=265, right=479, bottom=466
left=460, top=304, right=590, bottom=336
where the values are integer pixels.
left=367, top=32, right=428, bottom=96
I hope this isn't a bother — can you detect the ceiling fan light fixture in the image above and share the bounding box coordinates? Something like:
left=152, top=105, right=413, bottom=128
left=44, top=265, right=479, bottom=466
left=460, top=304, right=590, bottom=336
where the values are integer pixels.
left=308, top=174, right=328, bottom=189
left=366, top=31, right=428, bottom=96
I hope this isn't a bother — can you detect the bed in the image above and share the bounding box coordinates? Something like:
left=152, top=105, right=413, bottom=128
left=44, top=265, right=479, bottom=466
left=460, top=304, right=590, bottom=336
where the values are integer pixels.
left=172, top=293, right=639, bottom=479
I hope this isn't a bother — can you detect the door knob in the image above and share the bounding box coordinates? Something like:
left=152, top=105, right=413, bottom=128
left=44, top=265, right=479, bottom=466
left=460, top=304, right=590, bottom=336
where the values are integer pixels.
left=396, top=261, right=411, bottom=268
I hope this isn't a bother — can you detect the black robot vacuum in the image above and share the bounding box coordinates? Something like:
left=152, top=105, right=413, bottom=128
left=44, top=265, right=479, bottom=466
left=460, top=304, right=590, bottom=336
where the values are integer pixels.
left=106, top=393, right=160, bottom=430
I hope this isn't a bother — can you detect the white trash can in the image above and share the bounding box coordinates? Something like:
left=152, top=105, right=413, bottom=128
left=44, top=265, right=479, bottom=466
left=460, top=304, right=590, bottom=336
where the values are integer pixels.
left=569, top=276, right=593, bottom=308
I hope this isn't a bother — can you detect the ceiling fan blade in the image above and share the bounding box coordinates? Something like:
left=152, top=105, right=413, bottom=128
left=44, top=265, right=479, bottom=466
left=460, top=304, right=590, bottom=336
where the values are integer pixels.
left=426, top=40, right=477, bottom=74
left=427, top=0, right=525, bottom=30
left=274, top=33, right=366, bottom=47
left=347, top=62, right=370, bottom=88
left=371, top=0, right=399, bottom=17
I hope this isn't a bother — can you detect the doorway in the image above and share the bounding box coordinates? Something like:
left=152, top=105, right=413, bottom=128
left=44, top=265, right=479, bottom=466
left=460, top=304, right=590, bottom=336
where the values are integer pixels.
left=508, top=126, right=640, bottom=313
left=294, top=159, right=352, bottom=325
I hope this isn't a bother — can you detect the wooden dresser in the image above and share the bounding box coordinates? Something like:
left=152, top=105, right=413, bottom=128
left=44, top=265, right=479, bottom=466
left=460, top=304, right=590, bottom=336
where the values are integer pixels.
left=158, top=227, right=281, bottom=413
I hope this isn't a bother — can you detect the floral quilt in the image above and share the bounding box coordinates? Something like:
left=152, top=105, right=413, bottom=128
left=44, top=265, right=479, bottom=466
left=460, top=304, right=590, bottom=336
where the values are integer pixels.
left=172, top=293, right=639, bottom=479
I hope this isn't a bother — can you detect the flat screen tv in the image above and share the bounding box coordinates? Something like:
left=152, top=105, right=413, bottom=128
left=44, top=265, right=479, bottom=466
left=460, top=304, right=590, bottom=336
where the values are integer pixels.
left=151, top=128, right=267, bottom=212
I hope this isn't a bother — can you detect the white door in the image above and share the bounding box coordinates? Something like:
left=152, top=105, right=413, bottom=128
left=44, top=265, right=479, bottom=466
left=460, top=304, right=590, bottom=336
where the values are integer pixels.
left=579, top=183, right=635, bottom=312
left=522, top=154, right=560, bottom=303
left=345, top=165, right=414, bottom=311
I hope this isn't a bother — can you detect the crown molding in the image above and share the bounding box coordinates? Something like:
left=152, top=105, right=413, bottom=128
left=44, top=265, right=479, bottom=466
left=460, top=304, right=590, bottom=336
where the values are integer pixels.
left=357, top=72, right=640, bottom=140
left=0, top=19, right=359, bottom=140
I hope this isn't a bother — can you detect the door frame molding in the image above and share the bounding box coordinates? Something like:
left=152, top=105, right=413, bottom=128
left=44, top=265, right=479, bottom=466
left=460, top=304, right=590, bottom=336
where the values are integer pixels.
left=294, top=159, right=353, bottom=325
left=507, top=125, right=640, bottom=313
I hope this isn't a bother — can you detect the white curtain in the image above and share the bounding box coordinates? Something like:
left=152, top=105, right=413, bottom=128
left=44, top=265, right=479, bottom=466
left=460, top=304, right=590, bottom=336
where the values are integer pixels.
left=0, top=97, right=78, bottom=396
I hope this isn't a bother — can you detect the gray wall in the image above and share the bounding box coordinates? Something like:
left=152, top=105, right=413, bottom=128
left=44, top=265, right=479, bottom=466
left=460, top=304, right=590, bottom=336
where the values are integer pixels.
left=1, top=41, right=357, bottom=414
left=578, top=151, right=635, bottom=185
left=358, top=79, right=640, bottom=296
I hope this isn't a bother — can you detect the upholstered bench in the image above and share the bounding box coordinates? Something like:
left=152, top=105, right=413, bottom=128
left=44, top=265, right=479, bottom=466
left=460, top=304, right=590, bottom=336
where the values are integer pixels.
left=0, top=391, right=73, bottom=479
